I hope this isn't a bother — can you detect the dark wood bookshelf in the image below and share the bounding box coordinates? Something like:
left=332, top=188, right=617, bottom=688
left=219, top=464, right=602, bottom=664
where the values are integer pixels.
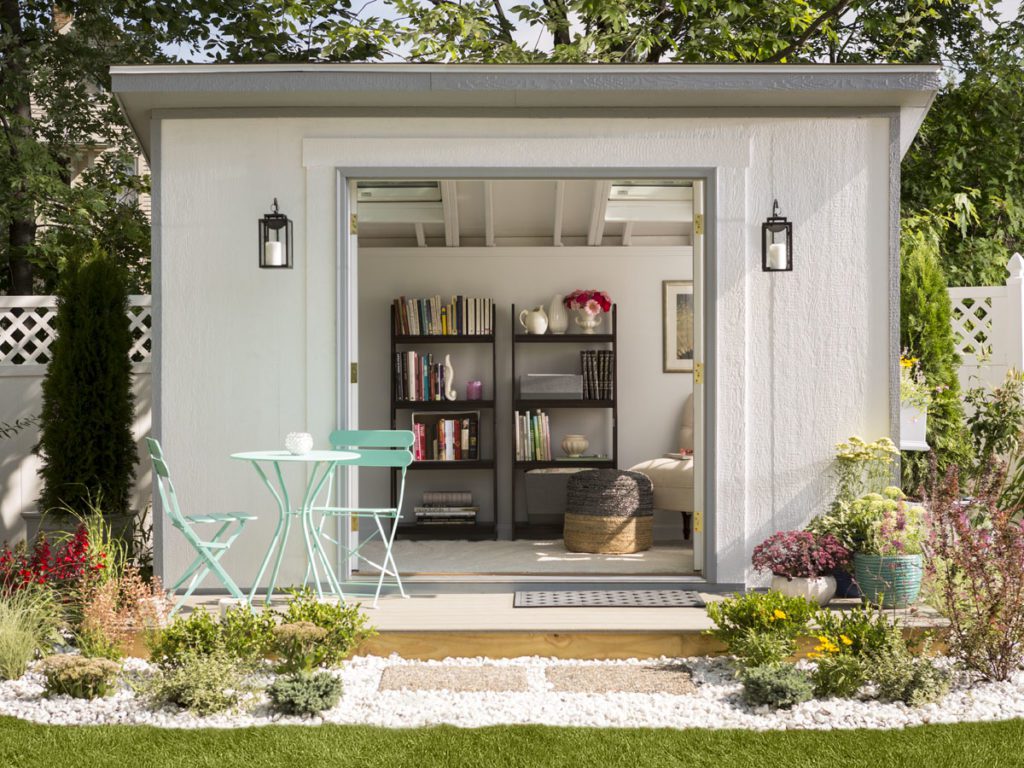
left=510, top=304, right=618, bottom=540
left=396, top=522, right=497, bottom=542
left=390, top=303, right=498, bottom=541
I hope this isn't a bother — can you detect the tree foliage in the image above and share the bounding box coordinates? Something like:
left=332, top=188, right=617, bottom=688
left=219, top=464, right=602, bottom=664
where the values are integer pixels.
left=902, top=17, right=1024, bottom=286
left=37, top=247, right=137, bottom=517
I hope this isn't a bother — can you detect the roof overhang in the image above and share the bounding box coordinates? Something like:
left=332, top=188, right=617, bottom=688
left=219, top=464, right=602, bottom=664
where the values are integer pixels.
left=110, top=63, right=943, bottom=160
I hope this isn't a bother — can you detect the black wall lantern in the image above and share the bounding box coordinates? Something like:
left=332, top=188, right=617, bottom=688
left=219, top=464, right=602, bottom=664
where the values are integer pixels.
left=258, top=198, right=293, bottom=269
left=761, top=199, right=792, bottom=272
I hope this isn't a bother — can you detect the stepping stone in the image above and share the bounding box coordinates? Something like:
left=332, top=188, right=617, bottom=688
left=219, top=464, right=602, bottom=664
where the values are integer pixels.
left=378, top=665, right=529, bottom=692
left=546, top=663, right=696, bottom=695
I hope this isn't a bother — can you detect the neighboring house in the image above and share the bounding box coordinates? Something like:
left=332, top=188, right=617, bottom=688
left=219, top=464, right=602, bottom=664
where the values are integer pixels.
left=111, top=63, right=940, bottom=594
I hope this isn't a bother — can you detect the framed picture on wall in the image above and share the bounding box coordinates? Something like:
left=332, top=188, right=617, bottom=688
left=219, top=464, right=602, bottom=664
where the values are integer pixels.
left=663, top=281, right=694, bottom=373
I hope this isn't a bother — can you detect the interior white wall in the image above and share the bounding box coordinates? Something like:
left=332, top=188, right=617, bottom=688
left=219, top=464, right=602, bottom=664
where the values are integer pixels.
left=357, top=247, right=693, bottom=540
left=157, top=113, right=892, bottom=589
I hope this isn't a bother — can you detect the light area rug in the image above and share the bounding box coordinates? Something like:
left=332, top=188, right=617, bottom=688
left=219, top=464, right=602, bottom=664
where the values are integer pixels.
left=357, top=539, right=694, bottom=576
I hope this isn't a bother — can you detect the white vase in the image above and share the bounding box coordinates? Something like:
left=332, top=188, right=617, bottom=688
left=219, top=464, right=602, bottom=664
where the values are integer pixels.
left=444, top=354, right=457, bottom=401
left=285, top=431, right=314, bottom=455
left=548, top=295, right=569, bottom=335
left=561, top=434, right=589, bottom=458
left=900, top=404, right=929, bottom=452
left=770, top=574, right=837, bottom=607
left=574, top=311, right=603, bottom=334
left=519, top=306, right=549, bottom=335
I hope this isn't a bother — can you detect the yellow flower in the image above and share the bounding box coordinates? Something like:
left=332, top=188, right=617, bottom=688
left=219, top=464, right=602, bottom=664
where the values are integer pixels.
left=773, top=609, right=787, bottom=620
left=900, top=356, right=917, bottom=369
left=840, top=635, right=853, bottom=646
left=817, top=635, right=830, bottom=644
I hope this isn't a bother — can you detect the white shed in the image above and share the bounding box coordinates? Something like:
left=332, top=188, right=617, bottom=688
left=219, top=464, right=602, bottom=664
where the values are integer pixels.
left=112, top=63, right=939, bottom=595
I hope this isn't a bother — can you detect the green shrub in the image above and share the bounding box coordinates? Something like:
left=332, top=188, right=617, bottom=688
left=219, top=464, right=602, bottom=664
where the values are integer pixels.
left=143, top=649, right=252, bottom=715
left=899, top=222, right=973, bottom=493
left=267, top=671, right=343, bottom=717
left=739, top=664, right=814, bottom=709
left=812, top=653, right=865, bottom=699
left=279, top=589, right=375, bottom=666
left=0, top=587, right=62, bottom=680
left=147, top=605, right=275, bottom=668
left=273, top=622, right=328, bottom=674
left=706, top=592, right=816, bottom=666
left=868, top=636, right=950, bottom=707
left=38, top=249, right=138, bottom=519
left=40, top=655, right=120, bottom=699
left=813, top=601, right=902, bottom=659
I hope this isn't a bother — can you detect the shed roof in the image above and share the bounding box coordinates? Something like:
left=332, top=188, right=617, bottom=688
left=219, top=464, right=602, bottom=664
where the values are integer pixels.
left=110, top=63, right=943, bottom=158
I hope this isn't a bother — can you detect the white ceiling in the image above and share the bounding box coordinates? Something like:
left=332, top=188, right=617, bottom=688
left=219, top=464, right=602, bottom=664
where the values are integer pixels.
left=356, top=179, right=695, bottom=249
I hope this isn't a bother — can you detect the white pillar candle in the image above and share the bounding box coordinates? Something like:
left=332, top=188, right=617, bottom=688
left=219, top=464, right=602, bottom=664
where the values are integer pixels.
left=768, top=242, right=787, bottom=270
left=263, top=240, right=285, bottom=267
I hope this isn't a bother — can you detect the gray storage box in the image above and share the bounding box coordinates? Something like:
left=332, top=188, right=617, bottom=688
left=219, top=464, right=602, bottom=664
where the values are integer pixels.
left=525, top=468, right=590, bottom=526
left=520, top=373, right=583, bottom=400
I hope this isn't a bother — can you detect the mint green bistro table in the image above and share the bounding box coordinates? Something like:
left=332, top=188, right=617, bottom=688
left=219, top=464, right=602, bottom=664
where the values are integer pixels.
left=231, top=450, right=359, bottom=604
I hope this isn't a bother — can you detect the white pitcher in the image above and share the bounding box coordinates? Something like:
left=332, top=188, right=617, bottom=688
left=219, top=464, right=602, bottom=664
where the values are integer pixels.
left=519, top=306, right=549, bottom=335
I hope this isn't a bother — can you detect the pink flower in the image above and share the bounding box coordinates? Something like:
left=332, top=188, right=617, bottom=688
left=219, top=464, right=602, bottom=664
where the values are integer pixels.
left=583, top=298, right=601, bottom=316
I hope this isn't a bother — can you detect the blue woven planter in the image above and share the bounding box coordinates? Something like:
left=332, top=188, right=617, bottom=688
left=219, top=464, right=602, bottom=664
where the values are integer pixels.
left=853, top=553, right=923, bottom=608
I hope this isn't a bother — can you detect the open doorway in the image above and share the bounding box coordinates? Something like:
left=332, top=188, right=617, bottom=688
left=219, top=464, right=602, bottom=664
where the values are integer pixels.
left=343, top=176, right=706, bottom=580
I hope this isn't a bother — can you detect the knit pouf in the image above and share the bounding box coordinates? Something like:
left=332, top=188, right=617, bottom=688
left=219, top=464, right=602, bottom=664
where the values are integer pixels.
left=564, top=469, right=654, bottom=554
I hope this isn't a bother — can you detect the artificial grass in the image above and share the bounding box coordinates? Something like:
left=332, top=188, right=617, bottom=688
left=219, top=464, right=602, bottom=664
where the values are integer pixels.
left=2, top=717, right=1024, bottom=768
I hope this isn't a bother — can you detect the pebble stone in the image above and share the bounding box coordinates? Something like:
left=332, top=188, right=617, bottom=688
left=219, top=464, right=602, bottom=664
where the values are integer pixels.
left=0, top=655, right=1020, bottom=731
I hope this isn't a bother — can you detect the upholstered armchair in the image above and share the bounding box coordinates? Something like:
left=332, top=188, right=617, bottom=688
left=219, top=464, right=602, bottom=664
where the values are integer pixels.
left=628, top=394, right=694, bottom=540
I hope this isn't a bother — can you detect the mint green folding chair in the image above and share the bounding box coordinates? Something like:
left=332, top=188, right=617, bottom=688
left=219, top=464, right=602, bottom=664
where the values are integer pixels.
left=147, top=438, right=256, bottom=614
left=307, top=430, right=414, bottom=608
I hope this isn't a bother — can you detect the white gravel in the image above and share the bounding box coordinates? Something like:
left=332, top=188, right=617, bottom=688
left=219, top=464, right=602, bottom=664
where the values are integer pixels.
left=1, top=654, right=1022, bottom=731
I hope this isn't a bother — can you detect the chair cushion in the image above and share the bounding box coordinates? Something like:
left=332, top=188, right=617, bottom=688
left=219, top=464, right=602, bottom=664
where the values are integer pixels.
left=629, top=457, right=694, bottom=513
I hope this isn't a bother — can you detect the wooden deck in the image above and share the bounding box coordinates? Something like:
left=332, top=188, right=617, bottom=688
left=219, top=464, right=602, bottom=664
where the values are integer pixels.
left=184, top=593, right=946, bottom=661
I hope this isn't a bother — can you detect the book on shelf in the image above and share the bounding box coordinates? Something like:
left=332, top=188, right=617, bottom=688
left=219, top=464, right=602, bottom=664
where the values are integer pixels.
left=580, top=349, right=615, bottom=400
left=411, top=411, right=480, bottom=461
left=514, top=409, right=552, bottom=462
left=422, top=490, right=473, bottom=506
left=393, top=296, right=493, bottom=336
left=394, top=351, right=457, bottom=402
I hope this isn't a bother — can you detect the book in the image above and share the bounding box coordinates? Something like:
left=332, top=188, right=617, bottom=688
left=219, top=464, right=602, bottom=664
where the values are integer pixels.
left=411, top=411, right=481, bottom=461
left=393, top=296, right=494, bottom=336
left=422, top=491, right=473, bottom=506
left=514, top=409, right=551, bottom=461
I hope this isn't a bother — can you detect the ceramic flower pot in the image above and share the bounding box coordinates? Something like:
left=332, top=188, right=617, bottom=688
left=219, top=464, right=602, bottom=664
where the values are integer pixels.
left=854, top=553, right=923, bottom=608
left=770, top=574, right=837, bottom=606
left=900, top=405, right=929, bottom=451
left=574, top=311, right=603, bottom=334
left=561, top=434, right=589, bottom=458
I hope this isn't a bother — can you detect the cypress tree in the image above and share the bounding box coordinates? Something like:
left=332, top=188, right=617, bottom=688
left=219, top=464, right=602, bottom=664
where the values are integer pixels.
left=900, top=222, right=974, bottom=493
left=37, top=247, right=137, bottom=517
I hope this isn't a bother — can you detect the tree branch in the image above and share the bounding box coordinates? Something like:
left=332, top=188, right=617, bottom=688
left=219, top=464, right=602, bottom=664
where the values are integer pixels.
left=763, top=0, right=860, bottom=63
left=492, top=0, right=516, bottom=44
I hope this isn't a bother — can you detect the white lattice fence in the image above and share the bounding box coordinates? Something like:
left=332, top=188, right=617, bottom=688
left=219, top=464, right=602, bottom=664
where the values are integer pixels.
left=0, top=295, right=151, bottom=372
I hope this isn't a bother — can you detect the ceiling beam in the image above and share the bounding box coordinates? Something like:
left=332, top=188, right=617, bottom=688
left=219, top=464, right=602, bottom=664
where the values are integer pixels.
left=553, top=180, right=565, bottom=247
left=484, top=181, right=495, bottom=247
left=440, top=180, right=460, bottom=247
left=414, top=222, right=427, bottom=247
left=587, top=181, right=611, bottom=246
left=621, top=221, right=634, bottom=247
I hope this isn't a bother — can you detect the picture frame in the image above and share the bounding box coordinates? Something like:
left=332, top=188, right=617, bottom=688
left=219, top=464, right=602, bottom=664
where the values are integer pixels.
left=663, top=280, right=694, bottom=373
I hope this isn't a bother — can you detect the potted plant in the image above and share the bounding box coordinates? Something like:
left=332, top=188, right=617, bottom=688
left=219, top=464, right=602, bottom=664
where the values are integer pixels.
left=899, top=355, right=932, bottom=451
left=853, top=492, right=926, bottom=608
left=806, top=437, right=900, bottom=597
left=751, top=531, right=850, bottom=606
left=564, top=290, right=611, bottom=334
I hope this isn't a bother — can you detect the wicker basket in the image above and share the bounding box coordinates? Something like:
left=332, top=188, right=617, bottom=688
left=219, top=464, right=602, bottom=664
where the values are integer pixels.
left=563, top=469, right=654, bottom=554
left=564, top=513, right=653, bottom=554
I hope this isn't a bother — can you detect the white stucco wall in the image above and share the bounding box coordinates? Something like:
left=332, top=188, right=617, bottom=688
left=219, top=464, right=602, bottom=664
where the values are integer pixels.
left=157, top=114, right=892, bottom=588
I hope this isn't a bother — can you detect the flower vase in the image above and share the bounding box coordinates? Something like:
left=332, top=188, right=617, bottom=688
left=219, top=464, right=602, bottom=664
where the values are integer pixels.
left=548, top=295, right=569, bottom=335
left=561, top=434, right=589, bottom=458
left=900, top=405, right=929, bottom=451
left=574, top=311, right=603, bottom=334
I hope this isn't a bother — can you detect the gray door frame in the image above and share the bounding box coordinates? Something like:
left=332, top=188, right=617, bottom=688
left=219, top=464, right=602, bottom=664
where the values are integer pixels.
left=336, top=166, right=720, bottom=585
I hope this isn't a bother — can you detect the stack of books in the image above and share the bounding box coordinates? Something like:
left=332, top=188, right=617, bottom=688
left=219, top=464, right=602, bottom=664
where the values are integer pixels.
left=580, top=350, right=615, bottom=400
left=414, top=491, right=479, bottom=526
left=394, top=351, right=451, bottom=402
left=411, top=412, right=479, bottom=461
left=514, top=410, right=552, bottom=461
left=393, top=296, right=493, bottom=336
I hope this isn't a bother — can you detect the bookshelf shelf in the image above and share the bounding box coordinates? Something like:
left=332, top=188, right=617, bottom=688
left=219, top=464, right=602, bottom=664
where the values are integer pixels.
left=510, top=304, right=618, bottom=541
left=390, top=302, right=498, bottom=541
left=395, top=399, right=495, bottom=411
left=513, top=399, right=613, bottom=409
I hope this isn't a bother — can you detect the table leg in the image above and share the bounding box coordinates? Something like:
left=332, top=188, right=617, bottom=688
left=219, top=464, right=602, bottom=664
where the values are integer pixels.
left=301, top=461, right=344, bottom=599
left=247, top=461, right=292, bottom=605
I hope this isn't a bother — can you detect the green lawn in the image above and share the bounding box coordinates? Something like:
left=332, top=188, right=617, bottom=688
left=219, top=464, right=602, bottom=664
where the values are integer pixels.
left=2, top=717, right=1024, bottom=768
